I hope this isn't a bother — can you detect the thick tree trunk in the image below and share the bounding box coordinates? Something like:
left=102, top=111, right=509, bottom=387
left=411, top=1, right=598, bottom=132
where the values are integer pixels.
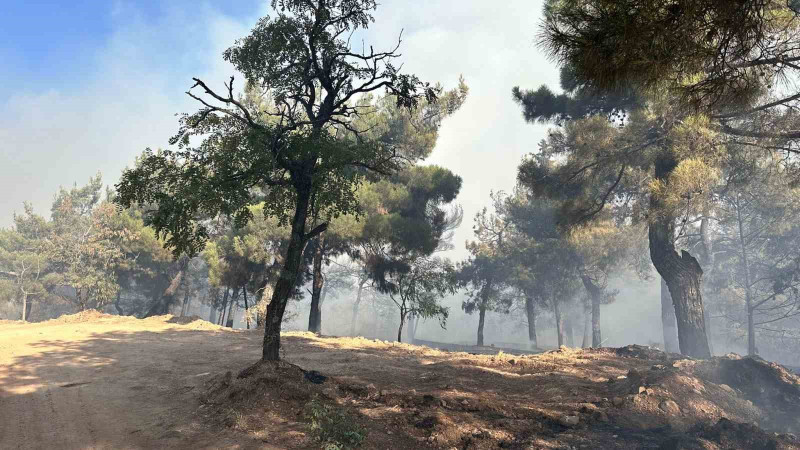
left=650, top=155, right=711, bottom=358
left=208, top=305, right=217, bottom=323
left=477, top=306, right=487, bottom=347
left=477, top=280, right=491, bottom=346
left=661, top=278, right=680, bottom=352
left=554, top=299, right=565, bottom=347
left=308, top=234, right=325, bottom=334
left=524, top=296, right=538, bottom=348
left=262, top=181, right=315, bottom=361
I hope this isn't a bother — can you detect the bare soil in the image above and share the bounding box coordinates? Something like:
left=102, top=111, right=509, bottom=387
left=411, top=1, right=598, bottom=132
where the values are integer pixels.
left=2, top=314, right=799, bottom=449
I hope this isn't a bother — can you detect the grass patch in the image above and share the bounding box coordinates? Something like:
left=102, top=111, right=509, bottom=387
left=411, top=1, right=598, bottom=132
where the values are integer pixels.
left=304, top=397, right=366, bottom=449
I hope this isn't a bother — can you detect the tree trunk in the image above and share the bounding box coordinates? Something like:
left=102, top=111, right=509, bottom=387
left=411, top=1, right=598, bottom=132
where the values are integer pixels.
left=564, top=315, right=575, bottom=347
left=226, top=288, right=238, bottom=328
left=262, top=180, right=315, bottom=361
left=208, top=305, right=217, bottom=323
left=350, top=279, right=365, bottom=336
left=524, top=296, right=538, bottom=348
left=218, top=287, right=229, bottom=325
left=180, top=286, right=190, bottom=317
left=477, top=280, right=492, bottom=346
left=747, top=307, right=756, bottom=356
left=649, top=154, right=711, bottom=358
left=114, top=291, right=124, bottom=316
left=661, top=278, right=680, bottom=352
left=397, top=307, right=406, bottom=342
left=21, top=292, right=28, bottom=322
left=477, top=306, right=487, bottom=347
left=735, top=195, right=757, bottom=356
left=243, top=287, right=250, bottom=330
left=554, top=298, right=564, bottom=347
left=145, top=260, right=187, bottom=318
left=580, top=275, right=604, bottom=347
left=308, top=234, right=325, bottom=334
left=581, top=310, right=590, bottom=348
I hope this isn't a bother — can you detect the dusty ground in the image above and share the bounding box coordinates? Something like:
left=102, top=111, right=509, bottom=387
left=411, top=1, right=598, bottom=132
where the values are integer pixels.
left=2, top=313, right=799, bottom=449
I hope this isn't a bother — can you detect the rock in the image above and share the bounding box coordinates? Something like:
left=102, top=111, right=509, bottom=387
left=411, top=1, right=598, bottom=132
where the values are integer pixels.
left=659, top=399, right=681, bottom=415
left=559, top=415, right=580, bottom=426
left=461, top=399, right=470, bottom=406
left=718, top=383, right=735, bottom=394
left=379, top=389, right=389, bottom=397
left=638, top=386, right=647, bottom=394
left=440, top=399, right=448, bottom=408
left=592, top=411, right=610, bottom=423
left=651, top=364, right=666, bottom=370
left=612, top=397, right=625, bottom=407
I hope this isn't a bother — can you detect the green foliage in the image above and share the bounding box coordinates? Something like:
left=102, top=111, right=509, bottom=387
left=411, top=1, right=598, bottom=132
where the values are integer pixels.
left=304, top=398, right=366, bottom=449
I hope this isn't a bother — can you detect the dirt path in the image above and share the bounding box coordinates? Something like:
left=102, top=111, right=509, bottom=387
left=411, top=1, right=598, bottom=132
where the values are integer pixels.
left=3, top=314, right=799, bottom=449
left=0, top=315, right=269, bottom=450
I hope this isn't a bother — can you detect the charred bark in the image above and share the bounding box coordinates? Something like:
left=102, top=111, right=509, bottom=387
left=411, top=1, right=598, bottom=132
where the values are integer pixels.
left=262, top=179, right=319, bottom=361
left=661, top=277, right=680, bottom=352
left=649, top=154, right=711, bottom=358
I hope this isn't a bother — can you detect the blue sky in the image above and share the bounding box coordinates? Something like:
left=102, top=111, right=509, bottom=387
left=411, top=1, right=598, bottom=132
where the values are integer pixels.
left=0, top=1, right=264, bottom=101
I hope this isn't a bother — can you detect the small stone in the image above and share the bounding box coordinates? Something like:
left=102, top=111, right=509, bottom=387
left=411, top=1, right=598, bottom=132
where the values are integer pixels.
left=559, top=415, right=580, bottom=427
left=718, top=384, right=735, bottom=394
left=659, top=399, right=681, bottom=415
left=379, top=389, right=389, bottom=397
left=440, top=399, right=448, bottom=408
left=592, top=411, right=610, bottom=423
left=461, top=399, right=470, bottom=406
left=651, top=364, right=666, bottom=371
left=638, top=386, right=647, bottom=395
left=612, top=397, right=624, bottom=407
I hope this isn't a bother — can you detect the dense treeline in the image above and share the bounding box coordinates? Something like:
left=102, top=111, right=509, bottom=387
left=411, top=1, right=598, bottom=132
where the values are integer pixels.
left=3, top=0, right=800, bottom=368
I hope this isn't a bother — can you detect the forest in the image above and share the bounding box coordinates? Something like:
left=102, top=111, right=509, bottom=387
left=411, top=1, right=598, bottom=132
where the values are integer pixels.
left=3, top=1, right=800, bottom=449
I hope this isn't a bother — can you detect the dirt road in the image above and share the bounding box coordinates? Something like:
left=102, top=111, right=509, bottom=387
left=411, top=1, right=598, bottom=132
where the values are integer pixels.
left=0, top=314, right=268, bottom=450
left=3, top=313, right=799, bottom=450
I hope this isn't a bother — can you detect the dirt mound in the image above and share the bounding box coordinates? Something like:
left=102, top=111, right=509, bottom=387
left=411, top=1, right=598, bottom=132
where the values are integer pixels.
left=49, top=309, right=116, bottom=323
left=142, top=314, right=224, bottom=330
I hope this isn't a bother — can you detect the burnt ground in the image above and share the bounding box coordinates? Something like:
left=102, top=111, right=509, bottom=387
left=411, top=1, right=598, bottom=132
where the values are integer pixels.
left=2, top=313, right=799, bottom=449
